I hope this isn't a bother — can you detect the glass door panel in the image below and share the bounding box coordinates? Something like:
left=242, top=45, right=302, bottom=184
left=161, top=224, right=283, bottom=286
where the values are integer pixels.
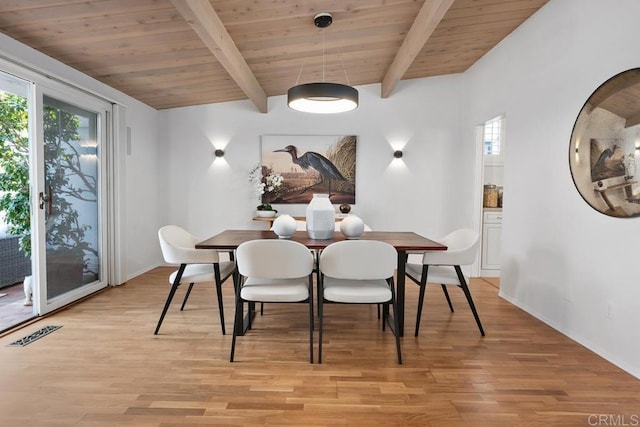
left=43, top=96, right=101, bottom=298
left=32, top=84, right=110, bottom=314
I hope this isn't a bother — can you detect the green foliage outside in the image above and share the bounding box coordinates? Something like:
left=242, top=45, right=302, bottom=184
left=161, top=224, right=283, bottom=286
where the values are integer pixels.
left=0, top=91, right=96, bottom=268
left=0, top=91, right=30, bottom=255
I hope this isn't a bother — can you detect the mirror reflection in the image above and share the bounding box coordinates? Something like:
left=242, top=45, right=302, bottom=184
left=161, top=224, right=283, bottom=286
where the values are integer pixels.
left=570, top=68, right=640, bottom=217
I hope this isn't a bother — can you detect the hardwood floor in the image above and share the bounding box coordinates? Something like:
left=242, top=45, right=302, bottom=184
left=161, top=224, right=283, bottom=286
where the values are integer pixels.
left=0, top=282, right=34, bottom=332
left=0, top=267, right=638, bottom=426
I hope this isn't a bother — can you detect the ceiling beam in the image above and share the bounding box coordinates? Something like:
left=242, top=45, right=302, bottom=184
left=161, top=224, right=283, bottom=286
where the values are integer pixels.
left=625, top=111, right=640, bottom=129
left=586, top=69, right=640, bottom=113
left=170, top=0, right=268, bottom=113
left=381, top=0, right=455, bottom=98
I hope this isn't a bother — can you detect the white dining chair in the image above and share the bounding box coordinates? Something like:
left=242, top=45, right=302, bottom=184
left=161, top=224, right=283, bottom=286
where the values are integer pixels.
left=318, top=240, right=402, bottom=364
left=231, top=239, right=315, bottom=363
left=155, top=225, right=235, bottom=335
left=405, top=228, right=485, bottom=337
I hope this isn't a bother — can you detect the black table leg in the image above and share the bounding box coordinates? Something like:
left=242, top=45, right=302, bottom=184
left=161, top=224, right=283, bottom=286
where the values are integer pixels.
left=396, top=250, right=407, bottom=337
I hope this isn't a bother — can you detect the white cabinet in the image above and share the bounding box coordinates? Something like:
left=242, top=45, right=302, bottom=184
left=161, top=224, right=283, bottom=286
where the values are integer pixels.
left=481, top=211, right=502, bottom=271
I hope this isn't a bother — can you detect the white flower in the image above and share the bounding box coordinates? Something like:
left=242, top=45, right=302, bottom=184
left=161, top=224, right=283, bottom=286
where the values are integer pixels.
left=249, top=165, right=283, bottom=198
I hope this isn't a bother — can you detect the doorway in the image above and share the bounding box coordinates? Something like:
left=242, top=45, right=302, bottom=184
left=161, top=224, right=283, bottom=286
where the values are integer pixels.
left=0, top=67, right=111, bottom=330
left=0, top=71, right=34, bottom=331
left=474, top=115, right=504, bottom=281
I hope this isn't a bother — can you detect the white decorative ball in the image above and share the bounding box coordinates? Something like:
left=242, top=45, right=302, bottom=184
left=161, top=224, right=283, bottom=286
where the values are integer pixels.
left=340, top=214, right=365, bottom=239
left=272, top=214, right=297, bottom=239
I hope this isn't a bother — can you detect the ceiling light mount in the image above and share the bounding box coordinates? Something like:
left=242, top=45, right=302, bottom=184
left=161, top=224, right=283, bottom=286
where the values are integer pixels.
left=314, top=12, right=333, bottom=28
left=287, top=12, right=358, bottom=114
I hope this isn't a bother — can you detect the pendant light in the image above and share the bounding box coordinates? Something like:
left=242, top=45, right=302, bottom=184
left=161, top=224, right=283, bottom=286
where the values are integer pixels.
left=287, top=12, right=359, bottom=114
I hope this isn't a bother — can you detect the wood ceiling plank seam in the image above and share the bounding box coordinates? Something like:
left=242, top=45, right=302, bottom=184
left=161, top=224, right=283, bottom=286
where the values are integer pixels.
left=48, top=41, right=209, bottom=61
left=235, top=24, right=411, bottom=57
left=110, top=66, right=237, bottom=84
left=448, top=0, right=548, bottom=10
left=93, top=58, right=222, bottom=77
left=228, top=20, right=414, bottom=47
left=445, top=0, right=550, bottom=19
left=419, top=31, right=518, bottom=51
left=211, top=0, right=422, bottom=26
left=139, top=89, right=245, bottom=104
left=65, top=48, right=216, bottom=73
left=437, top=8, right=545, bottom=29
left=221, top=4, right=422, bottom=33
left=0, top=7, right=183, bottom=32
left=0, top=0, right=177, bottom=24
left=248, top=54, right=396, bottom=75
left=0, top=0, right=97, bottom=13
left=8, top=25, right=197, bottom=50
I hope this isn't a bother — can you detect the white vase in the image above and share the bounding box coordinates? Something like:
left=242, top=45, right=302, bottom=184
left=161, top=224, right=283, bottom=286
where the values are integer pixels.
left=340, top=214, right=365, bottom=239
left=306, top=194, right=335, bottom=239
left=272, top=214, right=297, bottom=238
left=256, top=210, right=276, bottom=218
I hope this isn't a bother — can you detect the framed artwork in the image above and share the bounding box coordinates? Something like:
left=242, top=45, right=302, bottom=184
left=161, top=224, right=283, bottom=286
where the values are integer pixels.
left=569, top=68, right=640, bottom=218
left=260, top=134, right=357, bottom=204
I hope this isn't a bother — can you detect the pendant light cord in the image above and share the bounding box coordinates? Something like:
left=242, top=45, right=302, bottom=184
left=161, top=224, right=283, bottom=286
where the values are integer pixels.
left=340, top=56, right=351, bottom=86
left=322, top=29, right=325, bottom=83
left=294, top=64, right=304, bottom=85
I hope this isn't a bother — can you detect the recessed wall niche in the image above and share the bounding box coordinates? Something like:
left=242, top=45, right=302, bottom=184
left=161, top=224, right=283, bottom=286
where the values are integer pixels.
left=570, top=68, right=640, bottom=218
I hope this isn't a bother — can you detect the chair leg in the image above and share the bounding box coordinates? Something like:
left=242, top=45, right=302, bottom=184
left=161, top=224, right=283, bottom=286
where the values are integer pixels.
left=213, top=263, right=226, bottom=335
left=215, top=281, right=226, bottom=335
left=230, top=277, right=243, bottom=362
left=308, top=276, right=314, bottom=364
left=180, top=283, right=194, bottom=311
left=382, top=303, right=387, bottom=331
left=414, top=265, right=429, bottom=337
left=154, top=264, right=186, bottom=335
left=441, top=284, right=454, bottom=312
left=318, top=275, right=324, bottom=363
left=454, top=266, right=485, bottom=336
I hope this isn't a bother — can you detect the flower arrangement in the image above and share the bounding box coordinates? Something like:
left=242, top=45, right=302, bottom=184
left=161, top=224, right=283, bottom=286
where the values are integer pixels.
left=249, top=164, right=284, bottom=207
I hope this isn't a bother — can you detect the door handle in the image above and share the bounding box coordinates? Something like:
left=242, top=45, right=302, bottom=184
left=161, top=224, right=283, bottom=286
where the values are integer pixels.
left=38, top=186, right=53, bottom=213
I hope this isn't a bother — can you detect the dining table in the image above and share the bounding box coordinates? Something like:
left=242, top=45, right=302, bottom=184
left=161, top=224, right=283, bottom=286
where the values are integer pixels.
left=196, top=229, right=447, bottom=337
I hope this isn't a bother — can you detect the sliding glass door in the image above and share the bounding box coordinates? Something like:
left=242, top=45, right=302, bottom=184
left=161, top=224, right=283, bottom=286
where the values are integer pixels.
left=32, top=84, right=111, bottom=313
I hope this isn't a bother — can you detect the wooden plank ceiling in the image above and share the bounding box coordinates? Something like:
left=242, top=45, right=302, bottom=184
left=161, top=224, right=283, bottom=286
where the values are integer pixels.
left=0, top=0, right=549, bottom=111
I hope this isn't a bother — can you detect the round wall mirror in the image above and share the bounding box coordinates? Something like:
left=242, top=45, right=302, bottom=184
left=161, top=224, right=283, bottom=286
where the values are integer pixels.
left=570, top=68, right=640, bottom=217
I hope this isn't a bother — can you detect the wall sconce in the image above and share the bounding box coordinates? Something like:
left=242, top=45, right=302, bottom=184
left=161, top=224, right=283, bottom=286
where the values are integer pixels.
left=393, top=150, right=403, bottom=159
left=214, top=148, right=225, bottom=158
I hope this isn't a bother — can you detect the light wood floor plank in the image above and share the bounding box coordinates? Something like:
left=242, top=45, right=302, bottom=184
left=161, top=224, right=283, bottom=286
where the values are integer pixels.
left=0, top=267, right=638, bottom=426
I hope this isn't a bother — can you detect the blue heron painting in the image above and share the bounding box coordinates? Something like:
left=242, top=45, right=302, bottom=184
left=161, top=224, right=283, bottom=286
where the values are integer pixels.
left=261, top=135, right=356, bottom=204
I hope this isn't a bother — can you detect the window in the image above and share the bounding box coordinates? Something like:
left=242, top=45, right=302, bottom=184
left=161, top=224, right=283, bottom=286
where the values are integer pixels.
left=483, top=115, right=504, bottom=163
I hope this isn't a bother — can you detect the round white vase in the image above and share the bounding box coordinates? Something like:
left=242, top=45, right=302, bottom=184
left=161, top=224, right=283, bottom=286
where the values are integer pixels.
left=256, top=210, right=276, bottom=218
left=306, top=194, right=335, bottom=239
left=272, top=214, right=297, bottom=238
left=340, top=214, right=365, bottom=239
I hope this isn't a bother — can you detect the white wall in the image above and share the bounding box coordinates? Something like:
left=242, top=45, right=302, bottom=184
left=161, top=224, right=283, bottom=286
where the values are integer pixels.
left=0, top=32, right=162, bottom=282
left=465, top=0, right=640, bottom=378
left=160, top=76, right=473, bottom=241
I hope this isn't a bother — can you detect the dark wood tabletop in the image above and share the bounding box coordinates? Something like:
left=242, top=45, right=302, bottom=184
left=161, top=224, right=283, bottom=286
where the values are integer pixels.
left=197, top=229, right=447, bottom=336
left=196, top=229, right=446, bottom=251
